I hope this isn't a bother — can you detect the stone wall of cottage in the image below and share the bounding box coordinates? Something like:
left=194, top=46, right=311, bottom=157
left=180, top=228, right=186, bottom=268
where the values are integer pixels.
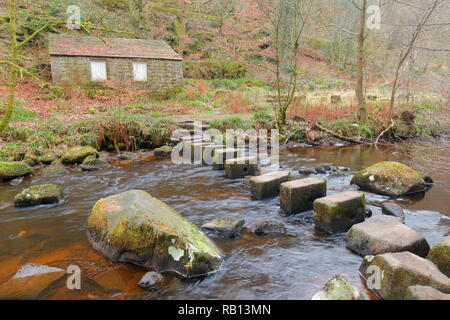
left=50, top=56, right=183, bottom=91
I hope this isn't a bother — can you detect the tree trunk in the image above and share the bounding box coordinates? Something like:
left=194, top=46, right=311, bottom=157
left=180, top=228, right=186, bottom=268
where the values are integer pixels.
left=0, top=0, right=18, bottom=133
left=356, top=0, right=367, bottom=122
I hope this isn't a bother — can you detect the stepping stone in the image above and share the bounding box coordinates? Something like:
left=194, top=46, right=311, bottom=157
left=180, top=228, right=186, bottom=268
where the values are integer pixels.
left=0, top=264, right=65, bottom=299
left=212, top=148, right=243, bottom=170
left=404, top=285, right=450, bottom=300
left=280, top=178, right=327, bottom=215
left=201, top=218, right=246, bottom=238
left=427, top=236, right=450, bottom=277
left=346, top=215, right=430, bottom=257
left=360, top=251, right=450, bottom=300
left=138, top=271, right=164, bottom=291
left=225, top=156, right=258, bottom=179
left=381, top=202, right=405, bottom=222
left=249, top=171, right=291, bottom=200
left=201, top=144, right=225, bottom=165
left=313, top=191, right=366, bottom=234
left=189, top=142, right=213, bottom=164
left=311, top=275, right=365, bottom=300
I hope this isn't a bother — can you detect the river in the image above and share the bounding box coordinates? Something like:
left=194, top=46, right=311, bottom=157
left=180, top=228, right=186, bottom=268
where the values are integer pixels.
left=0, top=136, right=449, bottom=300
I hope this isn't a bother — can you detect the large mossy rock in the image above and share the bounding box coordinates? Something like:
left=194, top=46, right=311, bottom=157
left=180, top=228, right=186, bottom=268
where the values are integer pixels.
left=14, top=184, right=63, bottom=207
left=61, top=146, right=99, bottom=165
left=87, top=190, right=224, bottom=278
left=351, top=161, right=431, bottom=196
left=0, top=161, right=34, bottom=182
left=427, top=236, right=450, bottom=277
left=360, top=252, right=450, bottom=300
left=311, top=275, right=365, bottom=300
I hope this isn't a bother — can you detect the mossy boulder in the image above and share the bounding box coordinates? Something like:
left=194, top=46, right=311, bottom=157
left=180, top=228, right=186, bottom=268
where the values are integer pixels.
left=0, top=161, right=34, bottom=182
left=154, top=146, right=173, bottom=157
left=41, top=165, right=69, bottom=177
left=61, top=146, right=99, bottom=165
left=80, top=155, right=107, bottom=171
left=36, top=153, right=56, bottom=165
left=87, top=190, right=223, bottom=278
left=360, top=252, right=450, bottom=300
left=427, top=236, right=450, bottom=277
left=14, top=184, right=63, bottom=207
left=311, top=275, right=365, bottom=300
left=351, top=161, right=432, bottom=196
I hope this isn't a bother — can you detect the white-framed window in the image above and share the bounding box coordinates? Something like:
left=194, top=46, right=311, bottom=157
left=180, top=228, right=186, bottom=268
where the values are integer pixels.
left=133, top=62, right=147, bottom=81
left=90, top=61, right=107, bottom=81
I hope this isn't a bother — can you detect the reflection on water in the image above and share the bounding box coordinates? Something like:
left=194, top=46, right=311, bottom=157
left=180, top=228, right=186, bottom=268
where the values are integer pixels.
left=0, top=138, right=449, bottom=300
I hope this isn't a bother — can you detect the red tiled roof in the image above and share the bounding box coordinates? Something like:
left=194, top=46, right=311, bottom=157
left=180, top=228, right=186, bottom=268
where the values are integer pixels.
left=49, top=36, right=182, bottom=60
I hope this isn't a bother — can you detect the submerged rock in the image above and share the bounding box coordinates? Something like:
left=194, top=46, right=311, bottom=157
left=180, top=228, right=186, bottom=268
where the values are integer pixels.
left=91, top=264, right=135, bottom=292
left=138, top=271, right=164, bottom=291
left=427, top=236, right=450, bottom=277
left=351, top=161, right=432, bottom=196
left=61, top=146, right=99, bottom=165
left=14, top=184, right=63, bottom=207
left=154, top=146, right=173, bottom=157
left=224, top=156, right=258, bottom=179
left=313, top=191, right=366, bottom=234
left=81, top=155, right=107, bottom=171
left=404, top=285, right=450, bottom=300
left=346, top=215, right=430, bottom=257
left=311, top=275, right=365, bottom=300
left=87, top=190, right=223, bottom=278
left=201, top=218, right=245, bottom=238
left=381, top=202, right=405, bottom=222
left=41, top=165, right=69, bottom=176
left=0, top=161, right=34, bottom=182
left=360, top=252, right=450, bottom=300
left=0, top=263, right=65, bottom=299
left=251, top=220, right=286, bottom=236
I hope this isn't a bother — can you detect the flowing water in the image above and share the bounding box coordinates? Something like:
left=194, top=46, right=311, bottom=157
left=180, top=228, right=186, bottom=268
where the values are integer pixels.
left=0, top=137, right=449, bottom=300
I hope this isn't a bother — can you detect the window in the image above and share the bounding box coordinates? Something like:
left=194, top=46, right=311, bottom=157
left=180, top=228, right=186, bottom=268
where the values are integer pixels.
left=90, top=61, right=107, bottom=81
left=133, top=62, right=147, bottom=81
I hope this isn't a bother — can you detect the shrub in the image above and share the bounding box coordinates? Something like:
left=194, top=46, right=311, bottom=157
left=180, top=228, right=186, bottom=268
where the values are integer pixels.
left=149, top=119, right=179, bottom=147
left=184, top=59, right=248, bottom=79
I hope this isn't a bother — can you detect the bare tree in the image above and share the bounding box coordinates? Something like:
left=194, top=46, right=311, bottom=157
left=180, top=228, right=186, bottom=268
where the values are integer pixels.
left=256, top=0, right=312, bottom=132
left=387, top=0, right=443, bottom=119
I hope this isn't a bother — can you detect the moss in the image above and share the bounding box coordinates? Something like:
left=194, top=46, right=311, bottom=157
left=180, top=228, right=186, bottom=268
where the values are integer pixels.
left=0, top=161, right=34, bottom=182
left=351, top=161, right=428, bottom=196
left=61, top=146, right=99, bottom=165
left=14, top=184, right=63, bottom=207
left=87, top=190, right=223, bottom=277
left=427, top=237, right=450, bottom=277
left=41, top=165, right=68, bottom=176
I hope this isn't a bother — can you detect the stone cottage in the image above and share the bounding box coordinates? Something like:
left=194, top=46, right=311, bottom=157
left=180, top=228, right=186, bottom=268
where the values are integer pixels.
left=49, top=36, right=183, bottom=91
